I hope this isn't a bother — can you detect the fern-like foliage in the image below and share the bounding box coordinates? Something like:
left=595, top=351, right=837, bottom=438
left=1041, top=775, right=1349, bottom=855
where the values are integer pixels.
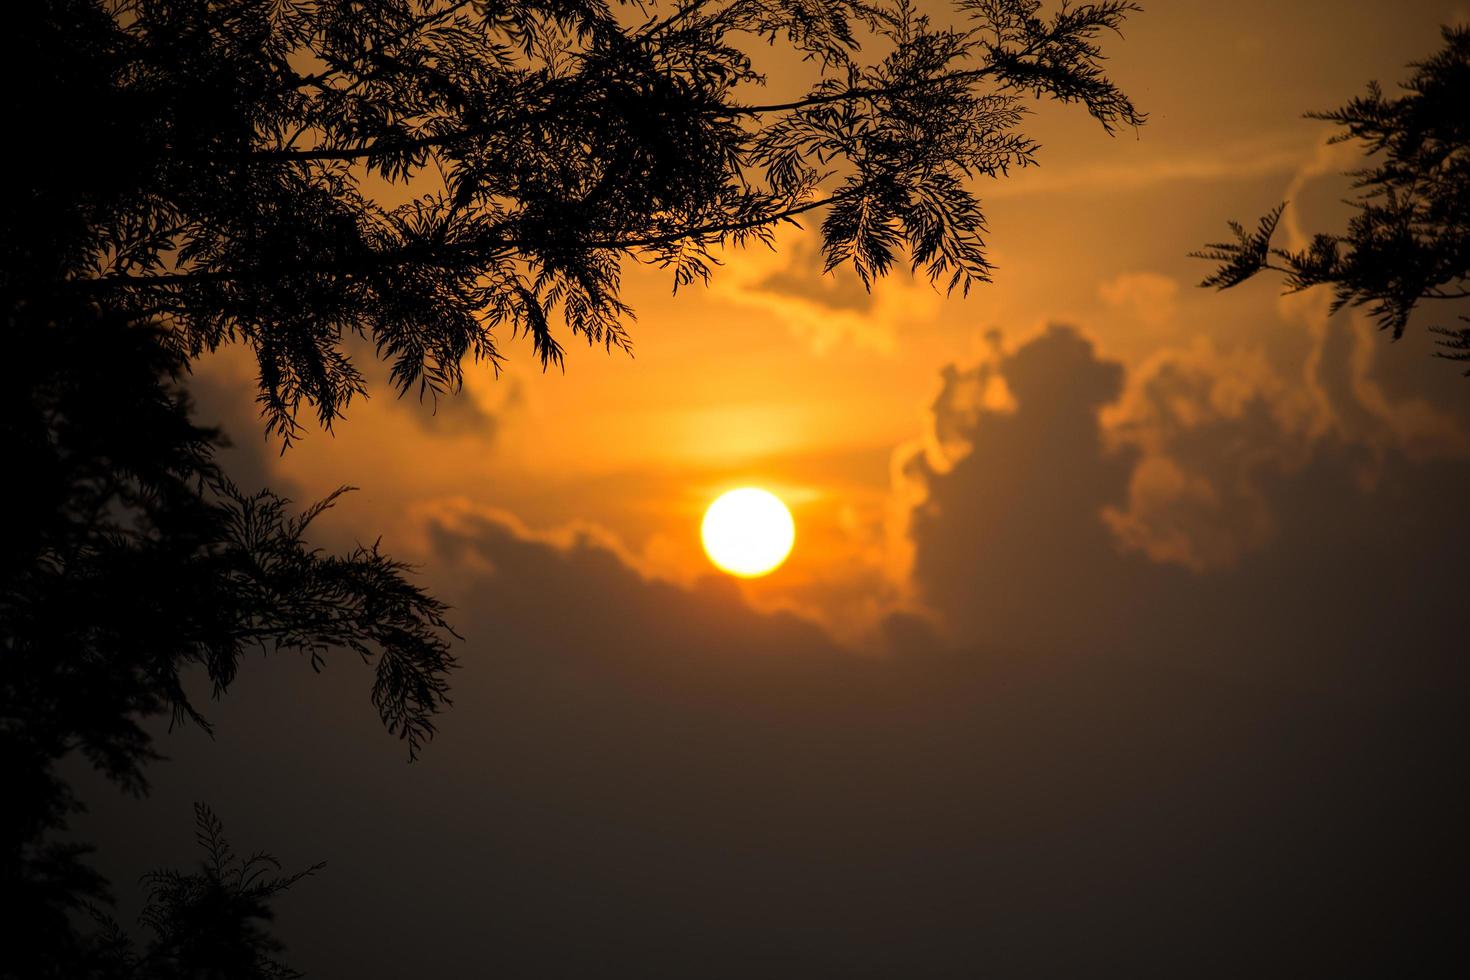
left=1430, top=318, right=1470, bottom=370
left=1193, top=204, right=1288, bottom=291
left=75, top=804, right=321, bottom=980
left=1, top=307, right=454, bottom=976
left=18, top=0, right=1144, bottom=441
left=1193, top=26, right=1470, bottom=371
left=3, top=3, right=1146, bottom=968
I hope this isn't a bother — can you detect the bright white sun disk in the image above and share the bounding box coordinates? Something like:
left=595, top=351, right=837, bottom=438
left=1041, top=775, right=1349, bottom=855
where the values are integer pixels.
left=701, top=488, right=795, bottom=577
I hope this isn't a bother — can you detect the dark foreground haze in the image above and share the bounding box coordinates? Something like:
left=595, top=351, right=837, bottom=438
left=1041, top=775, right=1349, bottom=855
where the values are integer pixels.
left=75, top=323, right=1469, bottom=976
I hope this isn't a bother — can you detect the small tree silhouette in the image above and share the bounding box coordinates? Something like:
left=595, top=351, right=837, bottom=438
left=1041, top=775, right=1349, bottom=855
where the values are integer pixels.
left=1, top=307, right=454, bottom=976
left=79, top=804, right=322, bottom=980
left=1193, top=26, right=1470, bottom=371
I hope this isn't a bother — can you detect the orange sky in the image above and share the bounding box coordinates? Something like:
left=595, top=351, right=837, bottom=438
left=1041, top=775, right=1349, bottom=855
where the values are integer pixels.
left=77, top=5, right=1470, bottom=973
left=195, top=0, right=1470, bottom=640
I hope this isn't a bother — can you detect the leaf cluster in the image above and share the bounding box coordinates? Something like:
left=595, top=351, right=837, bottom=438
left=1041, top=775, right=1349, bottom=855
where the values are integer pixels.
left=33, top=0, right=1143, bottom=439
left=1, top=304, right=455, bottom=973
left=79, top=804, right=321, bottom=980
left=1193, top=26, right=1470, bottom=371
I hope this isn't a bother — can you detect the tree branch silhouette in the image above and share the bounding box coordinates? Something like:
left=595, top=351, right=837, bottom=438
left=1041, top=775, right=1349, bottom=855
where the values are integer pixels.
left=4, top=1, right=1144, bottom=968
left=1194, top=25, right=1470, bottom=373
left=36, top=0, right=1142, bottom=441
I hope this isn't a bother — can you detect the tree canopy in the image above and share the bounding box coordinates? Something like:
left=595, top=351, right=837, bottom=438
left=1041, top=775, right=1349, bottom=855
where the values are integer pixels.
left=1, top=306, right=456, bottom=978
left=5, top=0, right=1146, bottom=972
left=35, top=0, right=1144, bottom=440
left=83, top=804, right=321, bottom=980
left=1194, top=25, right=1470, bottom=371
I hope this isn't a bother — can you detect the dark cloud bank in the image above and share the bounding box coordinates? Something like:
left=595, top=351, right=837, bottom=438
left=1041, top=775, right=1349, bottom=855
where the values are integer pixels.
left=75, top=324, right=1468, bottom=977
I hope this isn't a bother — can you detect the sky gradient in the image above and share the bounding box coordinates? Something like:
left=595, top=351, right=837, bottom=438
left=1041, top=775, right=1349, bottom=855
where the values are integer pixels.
left=72, top=2, right=1470, bottom=974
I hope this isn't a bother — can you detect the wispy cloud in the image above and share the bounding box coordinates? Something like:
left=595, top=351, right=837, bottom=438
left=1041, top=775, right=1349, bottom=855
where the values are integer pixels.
left=984, top=131, right=1325, bottom=199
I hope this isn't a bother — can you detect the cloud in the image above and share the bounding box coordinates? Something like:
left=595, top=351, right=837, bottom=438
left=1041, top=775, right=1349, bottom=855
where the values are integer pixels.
left=903, top=325, right=1138, bottom=648
left=390, top=379, right=505, bottom=437
left=1103, top=341, right=1312, bottom=570
left=752, top=232, right=875, bottom=315
left=710, top=227, right=943, bottom=355
left=362, top=333, right=520, bottom=440
left=983, top=132, right=1319, bottom=199
left=1098, top=271, right=1180, bottom=333
left=904, top=322, right=1470, bottom=652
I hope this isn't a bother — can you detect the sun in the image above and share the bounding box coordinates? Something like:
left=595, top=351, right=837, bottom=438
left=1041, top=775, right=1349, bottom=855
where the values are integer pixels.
left=701, top=488, right=796, bottom=578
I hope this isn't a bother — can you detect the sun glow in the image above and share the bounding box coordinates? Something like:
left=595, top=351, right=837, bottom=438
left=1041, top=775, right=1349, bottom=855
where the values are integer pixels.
left=701, top=488, right=796, bottom=578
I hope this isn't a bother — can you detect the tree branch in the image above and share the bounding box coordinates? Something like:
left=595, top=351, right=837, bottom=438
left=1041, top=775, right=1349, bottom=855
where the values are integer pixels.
left=219, top=62, right=1024, bottom=166
left=726, top=65, right=1001, bottom=117
left=276, top=0, right=477, bottom=94
left=68, top=187, right=859, bottom=292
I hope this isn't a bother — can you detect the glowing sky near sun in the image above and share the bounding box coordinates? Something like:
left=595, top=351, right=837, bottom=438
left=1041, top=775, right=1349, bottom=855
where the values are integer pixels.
left=191, top=0, right=1470, bottom=639
left=70, top=4, right=1470, bottom=974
